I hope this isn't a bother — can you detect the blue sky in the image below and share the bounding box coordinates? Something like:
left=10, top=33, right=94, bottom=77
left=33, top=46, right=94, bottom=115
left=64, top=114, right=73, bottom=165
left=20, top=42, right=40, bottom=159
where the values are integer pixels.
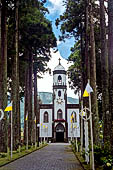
left=45, top=0, right=75, bottom=59
left=38, top=0, right=78, bottom=98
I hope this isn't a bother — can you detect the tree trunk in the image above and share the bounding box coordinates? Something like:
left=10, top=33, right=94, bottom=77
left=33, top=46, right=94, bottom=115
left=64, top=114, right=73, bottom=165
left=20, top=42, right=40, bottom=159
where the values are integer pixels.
left=85, top=0, right=90, bottom=80
left=24, top=56, right=29, bottom=144
left=0, top=0, right=8, bottom=152
left=108, top=0, right=113, bottom=150
left=28, top=51, right=33, bottom=144
left=89, top=0, right=99, bottom=145
left=100, top=0, right=110, bottom=145
left=84, top=0, right=90, bottom=109
left=0, top=0, right=3, bottom=152
left=0, top=0, right=2, bottom=109
left=11, top=0, right=20, bottom=150
left=24, top=50, right=33, bottom=145
left=34, top=68, right=38, bottom=144
left=15, top=0, right=21, bottom=145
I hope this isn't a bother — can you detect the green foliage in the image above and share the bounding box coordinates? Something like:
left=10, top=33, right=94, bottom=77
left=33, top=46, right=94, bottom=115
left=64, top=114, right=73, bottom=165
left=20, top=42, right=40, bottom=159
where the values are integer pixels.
left=56, top=0, right=85, bottom=40
left=19, top=0, right=56, bottom=82
left=19, top=1, right=56, bottom=53
left=75, top=143, right=113, bottom=169
left=68, top=41, right=82, bottom=94
left=0, top=153, right=7, bottom=158
left=7, top=0, right=57, bottom=97
left=71, top=140, right=76, bottom=152
left=56, top=0, right=100, bottom=40
left=93, top=143, right=113, bottom=169
left=81, top=148, right=86, bottom=160
left=56, top=0, right=102, bottom=120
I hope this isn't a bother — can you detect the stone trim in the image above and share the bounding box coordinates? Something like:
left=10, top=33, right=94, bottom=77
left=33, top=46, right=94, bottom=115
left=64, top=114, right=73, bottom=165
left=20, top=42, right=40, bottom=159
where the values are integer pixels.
left=53, top=70, right=66, bottom=75
left=54, top=119, right=66, bottom=122
left=53, top=85, right=67, bottom=89
left=39, top=104, right=53, bottom=109
left=67, top=104, right=79, bottom=109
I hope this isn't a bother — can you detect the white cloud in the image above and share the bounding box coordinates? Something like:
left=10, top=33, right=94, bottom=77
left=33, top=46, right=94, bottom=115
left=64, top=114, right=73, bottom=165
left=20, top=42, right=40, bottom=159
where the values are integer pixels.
left=48, top=0, right=65, bottom=15
left=38, top=49, right=78, bottom=98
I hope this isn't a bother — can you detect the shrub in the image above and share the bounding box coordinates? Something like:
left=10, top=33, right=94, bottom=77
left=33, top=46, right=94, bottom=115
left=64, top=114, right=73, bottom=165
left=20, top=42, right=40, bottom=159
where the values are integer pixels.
left=0, top=153, right=7, bottom=158
left=93, top=143, right=113, bottom=169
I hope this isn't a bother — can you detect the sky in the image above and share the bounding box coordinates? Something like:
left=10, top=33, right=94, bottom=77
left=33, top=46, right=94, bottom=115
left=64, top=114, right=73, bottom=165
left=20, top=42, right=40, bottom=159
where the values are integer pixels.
left=38, top=0, right=78, bottom=98
left=45, top=0, right=75, bottom=59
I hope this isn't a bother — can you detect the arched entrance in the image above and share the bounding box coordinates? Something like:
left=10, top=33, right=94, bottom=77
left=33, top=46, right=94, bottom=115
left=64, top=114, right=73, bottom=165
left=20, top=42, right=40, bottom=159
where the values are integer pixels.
left=56, top=123, right=64, bottom=142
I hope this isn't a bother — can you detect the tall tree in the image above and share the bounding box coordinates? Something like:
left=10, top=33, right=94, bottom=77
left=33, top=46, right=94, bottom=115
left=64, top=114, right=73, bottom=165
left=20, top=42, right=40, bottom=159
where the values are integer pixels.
left=28, top=51, right=33, bottom=144
left=33, top=64, right=38, bottom=144
left=85, top=0, right=90, bottom=80
left=0, top=1, right=2, bottom=109
left=108, top=0, right=113, bottom=150
left=20, top=1, right=56, bottom=144
left=68, top=41, right=82, bottom=94
left=0, top=0, right=8, bottom=152
left=100, top=0, right=110, bottom=145
left=56, top=0, right=100, bottom=144
left=11, top=0, right=20, bottom=149
left=0, top=0, right=3, bottom=152
left=89, top=0, right=99, bottom=144
left=15, top=0, right=20, bottom=146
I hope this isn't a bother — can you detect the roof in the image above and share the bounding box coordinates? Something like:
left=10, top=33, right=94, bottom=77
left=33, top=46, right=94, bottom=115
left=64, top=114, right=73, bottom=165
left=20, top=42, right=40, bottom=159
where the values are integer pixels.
left=54, top=64, right=65, bottom=71
left=54, top=58, right=65, bottom=71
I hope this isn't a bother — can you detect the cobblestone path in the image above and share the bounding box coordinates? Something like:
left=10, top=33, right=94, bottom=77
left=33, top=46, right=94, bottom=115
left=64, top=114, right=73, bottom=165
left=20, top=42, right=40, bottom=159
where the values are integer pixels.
left=0, top=143, right=83, bottom=170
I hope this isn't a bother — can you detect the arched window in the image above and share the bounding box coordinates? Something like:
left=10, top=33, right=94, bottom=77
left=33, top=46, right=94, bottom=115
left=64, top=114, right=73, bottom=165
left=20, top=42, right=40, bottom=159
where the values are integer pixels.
left=58, top=90, right=61, bottom=97
left=71, top=111, right=77, bottom=123
left=57, top=109, right=62, bottom=119
left=43, top=111, right=49, bottom=123
left=58, top=75, right=62, bottom=84
left=74, top=112, right=77, bottom=122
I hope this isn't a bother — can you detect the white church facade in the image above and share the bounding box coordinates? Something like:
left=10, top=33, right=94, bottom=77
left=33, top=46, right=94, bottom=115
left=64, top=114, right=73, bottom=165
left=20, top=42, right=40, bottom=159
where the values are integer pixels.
left=39, top=59, right=80, bottom=142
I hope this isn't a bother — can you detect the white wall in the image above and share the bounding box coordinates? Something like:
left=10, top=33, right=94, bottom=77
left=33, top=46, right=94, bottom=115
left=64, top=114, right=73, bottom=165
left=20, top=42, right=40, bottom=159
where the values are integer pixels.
left=54, top=100, right=65, bottom=120
left=40, top=109, right=52, bottom=137
left=67, top=109, right=80, bottom=137
left=54, top=88, right=66, bottom=120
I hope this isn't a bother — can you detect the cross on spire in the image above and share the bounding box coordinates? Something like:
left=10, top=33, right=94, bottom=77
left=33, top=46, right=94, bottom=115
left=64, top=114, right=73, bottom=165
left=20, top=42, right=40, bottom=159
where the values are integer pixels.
left=58, top=58, right=61, bottom=65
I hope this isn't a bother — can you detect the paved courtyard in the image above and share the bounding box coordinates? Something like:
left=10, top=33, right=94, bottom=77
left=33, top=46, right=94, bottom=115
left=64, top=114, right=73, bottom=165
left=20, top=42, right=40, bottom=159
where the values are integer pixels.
left=0, top=143, right=83, bottom=170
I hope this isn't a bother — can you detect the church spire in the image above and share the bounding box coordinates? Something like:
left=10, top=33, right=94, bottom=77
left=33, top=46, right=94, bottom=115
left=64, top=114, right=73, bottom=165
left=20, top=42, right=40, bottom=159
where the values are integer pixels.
left=58, top=58, right=61, bottom=65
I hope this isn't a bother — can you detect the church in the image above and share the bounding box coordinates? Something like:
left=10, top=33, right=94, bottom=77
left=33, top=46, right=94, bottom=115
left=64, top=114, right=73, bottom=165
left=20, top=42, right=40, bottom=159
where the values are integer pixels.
left=39, top=59, right=80, bottom=142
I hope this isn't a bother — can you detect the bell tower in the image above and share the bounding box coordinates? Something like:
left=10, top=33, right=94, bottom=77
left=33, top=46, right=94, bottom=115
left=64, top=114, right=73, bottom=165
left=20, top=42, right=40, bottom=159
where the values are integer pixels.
left=53, top=59, right=67, bottom=142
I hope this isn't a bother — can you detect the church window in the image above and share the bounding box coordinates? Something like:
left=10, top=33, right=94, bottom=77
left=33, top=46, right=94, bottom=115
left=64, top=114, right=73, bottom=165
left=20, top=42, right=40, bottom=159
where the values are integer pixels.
left=57, top=109, right=63, bottom=119
left=58, top=90, right=61, bottom=97
left=43, top=111, right=49, bottom=123
left=74, top=112, right=77, bottom=122
left=58, top=75, right=62, bottom=84
left=71, top=111, right=77, bottom=123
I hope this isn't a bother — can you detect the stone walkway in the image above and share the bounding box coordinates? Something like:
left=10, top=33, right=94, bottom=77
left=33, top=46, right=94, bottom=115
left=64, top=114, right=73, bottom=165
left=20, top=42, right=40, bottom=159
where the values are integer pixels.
left=0, top=143, right=83, bottom=170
